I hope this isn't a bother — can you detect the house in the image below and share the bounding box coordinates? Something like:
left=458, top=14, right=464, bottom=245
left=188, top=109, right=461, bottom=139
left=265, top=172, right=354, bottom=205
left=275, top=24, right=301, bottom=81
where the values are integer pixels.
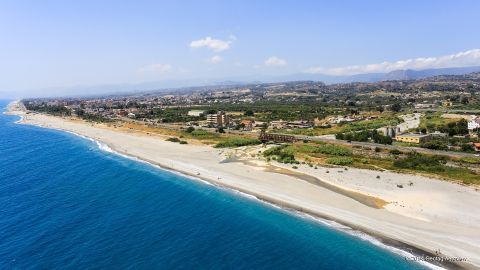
left=395, top=133, right=431, bottom=144
left=239, top=119, right=253, bottom=131
left=187, top=110, right=206, bottom=117
left=473, top=143, right=480, bottom=152
left=270, top=120, right=288, bottom=129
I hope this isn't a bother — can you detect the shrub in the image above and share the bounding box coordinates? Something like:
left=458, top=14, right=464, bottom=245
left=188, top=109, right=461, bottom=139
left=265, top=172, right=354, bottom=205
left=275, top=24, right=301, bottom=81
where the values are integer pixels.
left=313, top=144, right=352, bottom=156
left=190, top=130, right=210, bottom=136
left=421, top=140, right=448, bottom=150
left=326, top=157, right=354, bottom=165
left=214, top=137, right=261, bottom=148
left=166, top=137, right=181, bottom=143
left=459, top=157, right=480, bottom=164
left=390, top=149, right=401, bottom=155
left=393, top=152, right=446, bottom=172
left=263, top=144, right=299, bottom=164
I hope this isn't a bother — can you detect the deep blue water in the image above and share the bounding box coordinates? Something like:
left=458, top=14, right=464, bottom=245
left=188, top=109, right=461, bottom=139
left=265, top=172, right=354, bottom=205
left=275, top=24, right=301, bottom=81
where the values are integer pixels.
left=0, top=100, right=428, bottom=269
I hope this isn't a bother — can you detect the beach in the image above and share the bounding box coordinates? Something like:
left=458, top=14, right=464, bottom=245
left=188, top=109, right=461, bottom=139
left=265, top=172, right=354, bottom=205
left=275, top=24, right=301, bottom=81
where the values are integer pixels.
left=7, top=101, right=480, bottom=269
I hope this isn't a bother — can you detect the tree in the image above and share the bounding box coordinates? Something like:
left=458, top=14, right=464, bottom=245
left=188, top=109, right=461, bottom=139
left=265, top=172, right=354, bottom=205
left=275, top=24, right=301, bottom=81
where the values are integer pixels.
left=461, top=97, right=469, bottom=104
left=185, top=126, right=195, bottom=133
left=391, top=103, right=402, bottom=112
left=244, top=110, right=254, bottom=116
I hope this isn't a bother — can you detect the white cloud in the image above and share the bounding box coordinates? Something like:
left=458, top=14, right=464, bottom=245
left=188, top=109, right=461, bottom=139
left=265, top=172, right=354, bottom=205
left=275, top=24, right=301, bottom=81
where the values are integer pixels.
left=137, top=63, right=172, bottom=74
left=207, top=55, right=223, bottom=64
left=264, top=56, right=287, bottom=67
left=305, top=49, right=480, bottom=76
left=189, top=37, right=231, bottom=52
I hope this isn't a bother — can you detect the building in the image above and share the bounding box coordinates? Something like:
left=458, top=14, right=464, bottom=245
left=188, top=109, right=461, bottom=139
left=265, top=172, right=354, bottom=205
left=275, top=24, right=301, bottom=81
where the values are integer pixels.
left=395, top=133, right=431, bottom=144
left=414, top=103, right=435, bottom=109
left=473, top=143, right=480, bottom=152
left=187, top=110, right=206, bottom=117
left=378, top=126, right=396, bottom=138
left=239, top=119, right=253, bottom=131
left=206, top=111, right=229, bottom=127
left=285, top=120, right=313, bottom=129
left=270, top=120, right=288, bottom=129
left=442, top=101, right=453, bottom=107
left=468, top=118, right=480, bottom=131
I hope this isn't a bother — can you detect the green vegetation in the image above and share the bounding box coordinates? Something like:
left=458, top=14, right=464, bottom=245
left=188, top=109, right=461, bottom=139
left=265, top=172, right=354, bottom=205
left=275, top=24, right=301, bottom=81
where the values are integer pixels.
left=419, top=113, right=468, bottom=136
left=308, top=143, right=352, bottom=156
left=458, top=157, right=480, bottom=164
left=282, top=116, right=401, bottom=136
left=166, top=137, right=181, bottom=142
left=166, top=137, right=188, bottom=144
left=214, top=137, right=261, bottom=148
left=336, top=130, right=393, bottom=144
left=420, top=140, right=448, bottom=150
left=185, top=129, right=219, bottom=140
left=393, top=152, right=447, bottom=172
left=393, top=152, right=479, bottom=185
left=326, top=157, right=354, bottom=165
left=76, top=109, right=113, bottom=123
left=263, top=144, right=298, bottom=164
left=24, top=103, right=71, bottom=116
left=263, top=142, right=352, bottom=164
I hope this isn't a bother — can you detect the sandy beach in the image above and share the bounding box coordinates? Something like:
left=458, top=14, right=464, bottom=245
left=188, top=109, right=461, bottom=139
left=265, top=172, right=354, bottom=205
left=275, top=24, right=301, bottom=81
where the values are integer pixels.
left=7, top=101, right=480, bottom=269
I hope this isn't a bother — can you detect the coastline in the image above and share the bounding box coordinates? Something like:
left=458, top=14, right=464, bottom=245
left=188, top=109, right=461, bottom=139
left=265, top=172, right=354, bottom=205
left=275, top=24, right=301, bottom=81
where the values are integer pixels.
left=6, top=101, right=480, bottom=270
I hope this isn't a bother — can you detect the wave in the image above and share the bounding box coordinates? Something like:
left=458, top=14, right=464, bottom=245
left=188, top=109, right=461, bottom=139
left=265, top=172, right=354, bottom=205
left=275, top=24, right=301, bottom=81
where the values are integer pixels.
left=60, top=129, right=445, bottom=270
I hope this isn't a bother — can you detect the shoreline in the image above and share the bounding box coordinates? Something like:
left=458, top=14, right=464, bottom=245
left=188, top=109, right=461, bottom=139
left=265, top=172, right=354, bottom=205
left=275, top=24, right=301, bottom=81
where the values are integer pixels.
left=6, top=102, right=480, bottom=269
left=52, top=135, right=452, bottom=270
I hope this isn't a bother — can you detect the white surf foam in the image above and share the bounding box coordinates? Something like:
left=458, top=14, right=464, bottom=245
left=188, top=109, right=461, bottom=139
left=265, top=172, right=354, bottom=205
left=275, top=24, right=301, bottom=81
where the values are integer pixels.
left=44, top=128, right=447, bottom=270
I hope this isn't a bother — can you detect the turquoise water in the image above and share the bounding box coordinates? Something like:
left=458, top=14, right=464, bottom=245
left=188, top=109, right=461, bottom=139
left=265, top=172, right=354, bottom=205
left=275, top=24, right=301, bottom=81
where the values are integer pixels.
left=0, top=100, right=429, bottom=269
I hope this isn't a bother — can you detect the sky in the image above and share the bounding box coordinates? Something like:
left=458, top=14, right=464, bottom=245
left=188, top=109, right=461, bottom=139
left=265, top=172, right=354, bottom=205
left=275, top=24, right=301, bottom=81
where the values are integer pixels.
left=1, top=0, right=480, bottom=97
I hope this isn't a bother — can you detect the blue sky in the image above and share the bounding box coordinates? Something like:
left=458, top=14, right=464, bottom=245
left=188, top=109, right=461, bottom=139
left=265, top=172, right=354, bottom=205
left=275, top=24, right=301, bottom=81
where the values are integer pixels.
left=1, top=0, right=480, bottom=97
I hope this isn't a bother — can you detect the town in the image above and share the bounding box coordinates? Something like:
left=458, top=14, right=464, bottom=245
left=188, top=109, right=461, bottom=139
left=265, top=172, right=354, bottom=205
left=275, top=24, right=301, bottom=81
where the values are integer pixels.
left=21, top=72, right=480, bottom=184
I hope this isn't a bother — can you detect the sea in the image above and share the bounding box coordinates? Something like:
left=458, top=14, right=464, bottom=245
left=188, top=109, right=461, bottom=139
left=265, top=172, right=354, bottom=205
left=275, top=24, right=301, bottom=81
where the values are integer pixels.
left=0, top=100, right=434, bottom=269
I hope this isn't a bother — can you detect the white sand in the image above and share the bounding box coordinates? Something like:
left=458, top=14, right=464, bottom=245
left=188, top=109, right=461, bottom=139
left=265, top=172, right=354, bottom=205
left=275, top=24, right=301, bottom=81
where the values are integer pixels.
left=7, top=102, right=480, bottom=269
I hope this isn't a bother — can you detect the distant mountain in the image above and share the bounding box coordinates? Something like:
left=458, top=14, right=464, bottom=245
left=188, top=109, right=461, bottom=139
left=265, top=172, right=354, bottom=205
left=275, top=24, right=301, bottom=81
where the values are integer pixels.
left=381, top=66, right=480, bottom=81
left=9, top=66, right=480, bottom=99
left=240, top=66, right=480, bottom=84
